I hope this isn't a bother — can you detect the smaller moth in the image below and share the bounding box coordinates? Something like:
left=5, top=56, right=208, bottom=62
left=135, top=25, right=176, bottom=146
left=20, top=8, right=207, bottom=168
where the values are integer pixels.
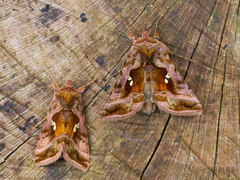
left=34, top=79, right=91, bottom=171
left=102, top=31, right=202, bottom=120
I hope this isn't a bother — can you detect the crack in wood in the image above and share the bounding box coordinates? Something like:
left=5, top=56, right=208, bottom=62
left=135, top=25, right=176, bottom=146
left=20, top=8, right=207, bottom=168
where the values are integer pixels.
left=212, top=3, right=230, bottom=179
left=184, top=0, right=218, bottom=80
left=129, top=3, right=150, bottom=27
left=83, top=47, right=131, bottom=110
left=0, top=44, right=52, bottom=102
left=0, top=43, right=38, bottom=82
left=211, top=2, right=231, bottom=89
left=180, top=138, right=221, bottom=179
left=0, top=131, right=38, bottom=165
left=1, top=0, right=239, bottom=179
left=139, top=0, right=224, bottom=178
left=110, top=153, right=141, bottom=177
left=171, top=49, right=239, bottom=79
left=57, top=38, right=99, bottom=80
left=226, top=136, right=240, bottom=150
left=140, top=115, right=171, bottom=179
left=153, top=0, right=179, bottom=32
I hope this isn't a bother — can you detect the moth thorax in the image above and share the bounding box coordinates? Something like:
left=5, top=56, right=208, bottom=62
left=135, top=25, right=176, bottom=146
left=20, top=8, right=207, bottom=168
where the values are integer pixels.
left=143, top=64, right=154, bottom=72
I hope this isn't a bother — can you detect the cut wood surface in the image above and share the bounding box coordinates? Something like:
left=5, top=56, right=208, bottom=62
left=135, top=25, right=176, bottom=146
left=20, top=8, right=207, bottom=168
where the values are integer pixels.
left=0, top=0, right=239, bottom=179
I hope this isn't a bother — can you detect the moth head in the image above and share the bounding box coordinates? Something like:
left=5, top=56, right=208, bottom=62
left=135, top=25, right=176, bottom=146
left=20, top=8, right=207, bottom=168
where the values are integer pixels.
left=62, top=80, right=86, bottom=94
left=131, top=31, right=158, bottom=57
left=141, top=30, right=149, bottom=38
left=64, top=80, right=74, bottom=88
left=53, top=80, right=82, bottom=104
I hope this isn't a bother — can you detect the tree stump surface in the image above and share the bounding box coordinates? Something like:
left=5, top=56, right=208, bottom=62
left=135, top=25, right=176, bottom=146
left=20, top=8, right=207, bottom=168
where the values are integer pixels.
left=0, top=0, right=239, bottom=179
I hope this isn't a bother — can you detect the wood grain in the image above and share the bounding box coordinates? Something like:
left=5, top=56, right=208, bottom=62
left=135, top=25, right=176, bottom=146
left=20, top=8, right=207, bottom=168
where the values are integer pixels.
left=0, top=0, right=239, bottom=179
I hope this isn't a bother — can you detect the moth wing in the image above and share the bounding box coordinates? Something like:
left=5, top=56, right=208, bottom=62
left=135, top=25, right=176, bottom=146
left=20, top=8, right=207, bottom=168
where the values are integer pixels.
left=63, top=98, right=89, bottom=171
left=153, top=55, right=202, bottom=116
left=34, top=93, right=63, bottom=166
left=102, top=58, right=145, bottom=120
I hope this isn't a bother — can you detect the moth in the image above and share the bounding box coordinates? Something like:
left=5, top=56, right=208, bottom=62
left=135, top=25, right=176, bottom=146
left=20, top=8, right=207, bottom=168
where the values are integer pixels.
left=34, top=79, right=92, bottom=171
left=102, top=31, right=202, bottom=120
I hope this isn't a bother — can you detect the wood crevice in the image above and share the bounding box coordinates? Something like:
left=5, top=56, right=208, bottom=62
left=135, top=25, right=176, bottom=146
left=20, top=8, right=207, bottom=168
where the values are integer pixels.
left=184, top=0, right=218, bottom=80
left=140, top=115, right=171, bottom=179
left=212, top=3, right=230, bottom=179
left=180, top=138, right=220, bottom=178
left=0, top=131, right=37, bottom=165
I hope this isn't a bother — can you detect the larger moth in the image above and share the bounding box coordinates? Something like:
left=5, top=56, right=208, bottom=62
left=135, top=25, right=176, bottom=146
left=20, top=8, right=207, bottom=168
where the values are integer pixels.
left=102, top=31, right=202, bottom=120
left=34, top=80, right=89, bottom=171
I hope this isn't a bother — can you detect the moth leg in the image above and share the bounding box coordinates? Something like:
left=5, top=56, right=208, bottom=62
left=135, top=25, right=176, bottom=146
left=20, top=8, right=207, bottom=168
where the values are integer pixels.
left=33, top=117, right=46, bottom=129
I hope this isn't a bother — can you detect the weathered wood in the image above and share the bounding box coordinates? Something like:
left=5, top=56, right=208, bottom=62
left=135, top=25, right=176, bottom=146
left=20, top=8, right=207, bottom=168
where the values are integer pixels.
left=0, top=0, right=239, bottom=179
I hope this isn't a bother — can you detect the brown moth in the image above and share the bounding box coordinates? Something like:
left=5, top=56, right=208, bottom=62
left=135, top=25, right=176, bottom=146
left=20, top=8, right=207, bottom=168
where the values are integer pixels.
left=102, top=31, right=202, bottom=120
left=34, top=79, right=91, bottom=171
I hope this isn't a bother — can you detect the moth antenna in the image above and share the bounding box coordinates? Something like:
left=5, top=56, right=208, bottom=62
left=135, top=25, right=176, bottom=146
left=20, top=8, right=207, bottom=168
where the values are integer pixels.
left=170, top=52, right=198, bottom=64
left=121, top=18, right=136, bottom=41
left=46, top=68, right=60, bottom=90
left=34, top=117, right=46, bottom=129
left=82, top=76, right=98, bottom=88
left=153, top=14, right=162, bottom=37
left=86, top=124, right=96, bottom=133
left=77, top=76, right=98, bottom=93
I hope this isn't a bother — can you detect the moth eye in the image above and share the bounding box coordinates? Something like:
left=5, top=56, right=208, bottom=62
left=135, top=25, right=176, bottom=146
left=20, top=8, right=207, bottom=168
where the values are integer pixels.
left=51, top=120, right=56, bottom=131
left=165, top=73, right=170, bottom=79
left=128, top=76, right=132, bottom=81
left=73, top=123, right=79, bottom=133
left=130, top=80, right=133, bottom=86
left=165, top=79, right=168, bottom=84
